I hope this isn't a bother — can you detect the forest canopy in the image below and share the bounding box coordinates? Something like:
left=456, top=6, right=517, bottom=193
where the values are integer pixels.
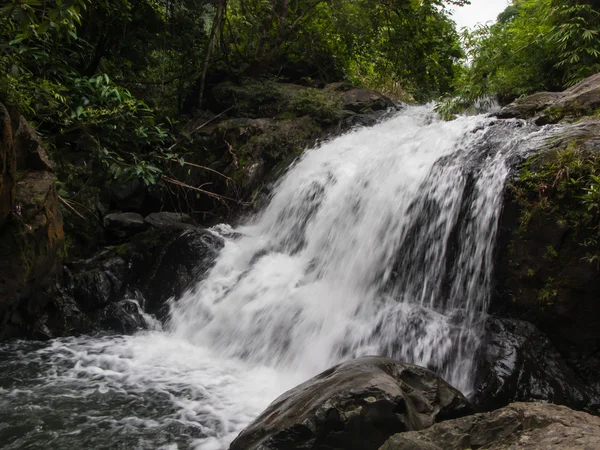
left=3, top=0, right=600, bottom=185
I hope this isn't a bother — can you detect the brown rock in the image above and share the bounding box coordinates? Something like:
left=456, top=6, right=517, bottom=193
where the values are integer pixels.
left=14, top=115, right=56, bottom=172
left=380, top=402, right=600, bottom=449
left=339, top=88, right=396, bottom=113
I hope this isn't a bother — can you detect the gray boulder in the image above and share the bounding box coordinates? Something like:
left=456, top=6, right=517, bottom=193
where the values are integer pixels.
left=104, top=212, right=147, bottom=238
left=380, top=402, right=600, bottom=450
left=230, top=357, right=474, bottom=450
left=144, top=212, right=193, bottom=229
left=497, top=72, right=600, bottom=123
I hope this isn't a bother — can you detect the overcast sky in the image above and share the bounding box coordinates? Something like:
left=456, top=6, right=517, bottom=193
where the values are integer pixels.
left=448, top=0, right=512, bottom=30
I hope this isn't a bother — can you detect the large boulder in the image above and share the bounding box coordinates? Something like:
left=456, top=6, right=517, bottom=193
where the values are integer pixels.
left=103, top=212, right=147, bottom=239
left=473, top=318, right=599, bottom=414
left=71, top=226, right=224, bottom=328
left=493, top=118, right=600, bottom=404
left=380, top=402, right=600, bottom=450
left=230, top=357, right=474, bottom=450
left=497, top=72, right=600, bottom=123
left=338, top=86, right=396, bottom=113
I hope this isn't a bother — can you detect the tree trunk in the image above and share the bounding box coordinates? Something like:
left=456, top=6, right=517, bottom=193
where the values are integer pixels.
left=198, top=0, right=227, bottom=108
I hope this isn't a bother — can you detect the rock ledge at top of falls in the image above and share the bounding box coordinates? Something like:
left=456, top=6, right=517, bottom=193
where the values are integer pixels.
left=379, top=402, right=600, bottom=450
left=229, top=356, right=474, bottom=450
left=496, top=72, right=600, bottom=124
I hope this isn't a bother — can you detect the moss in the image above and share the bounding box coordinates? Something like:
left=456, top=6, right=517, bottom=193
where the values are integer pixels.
left=290, top=88, right=344, bottom=125
left=512, top=137, right=600, bottom=237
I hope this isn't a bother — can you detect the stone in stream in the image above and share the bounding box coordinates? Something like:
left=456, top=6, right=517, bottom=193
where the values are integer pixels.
left=72, top=226, right=224, bottom=328
left=472, top=318, right=599, bottom=415
left=379, top=402, right=600, bottom=450
left=229, top=356, right=474, bottom=450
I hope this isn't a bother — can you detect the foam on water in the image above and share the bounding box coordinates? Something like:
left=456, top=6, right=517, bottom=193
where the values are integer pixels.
left=0, top=106, right=555, bottom=449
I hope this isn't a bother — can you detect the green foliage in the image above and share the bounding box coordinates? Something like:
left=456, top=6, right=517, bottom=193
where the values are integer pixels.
left=290, top=88, right=343, bottom=125
left=439, top=0, right=600, bottom=115
left=512, top=138, right=600, bottom=255
left=222, top=0, right=466, bottom=101
left=213, top=78, right=284, bottom=117
left=552, top=3, right=600, bottom=86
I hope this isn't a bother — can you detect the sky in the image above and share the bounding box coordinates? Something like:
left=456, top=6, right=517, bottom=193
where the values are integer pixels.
left=448, top=0, right=512, bottom=30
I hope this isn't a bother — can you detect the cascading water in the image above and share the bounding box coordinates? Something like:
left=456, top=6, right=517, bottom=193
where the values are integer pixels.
left=0, top=106, right=554, bottom=449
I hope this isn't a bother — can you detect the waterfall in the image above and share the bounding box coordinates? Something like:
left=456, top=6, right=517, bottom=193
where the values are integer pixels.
left=169, top=105, right=547, bottom=394
left=0, top=106, right=554, bottom=449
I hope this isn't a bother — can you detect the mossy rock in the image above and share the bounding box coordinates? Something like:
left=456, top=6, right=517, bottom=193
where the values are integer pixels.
left=494, top=119, right=600, bottom=382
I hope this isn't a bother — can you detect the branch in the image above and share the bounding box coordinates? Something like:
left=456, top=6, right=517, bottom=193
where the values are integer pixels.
left=161, top=176, right=245, bottom=204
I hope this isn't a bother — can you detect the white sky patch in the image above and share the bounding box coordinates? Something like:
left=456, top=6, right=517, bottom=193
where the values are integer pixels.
left=448, top=0, right=512, bottom=30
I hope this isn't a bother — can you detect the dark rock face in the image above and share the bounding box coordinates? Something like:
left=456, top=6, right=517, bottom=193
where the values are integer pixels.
left=0, top=103, right=71, bottom=340
left=380, top=402, right=600, bottom=450
left=144, top=212, right=192, bottom=229
left=492, top=119, right=600, bottom=409
left=473, top=318, right=599, bottom=414
left=230, top=357, right=474, bottom=450
left=71, top=226, right=224, bottom=328
left=497, top=72, right=600, bottom=123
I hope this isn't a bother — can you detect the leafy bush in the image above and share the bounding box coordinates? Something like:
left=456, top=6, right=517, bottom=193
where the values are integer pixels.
left=438, top=0, right=600, bottom=116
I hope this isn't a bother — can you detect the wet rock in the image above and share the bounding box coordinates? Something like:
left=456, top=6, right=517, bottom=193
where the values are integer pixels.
left=94, top=297, right=156, bottom=334
left=473, top=318, right=598, bottom=414
left=144, top=212, right=193, bottom=229
left=104, top=212, right=147, bottom=239
left=230, top=357, right=474, bottom=450
left=70, top=227, right=224, bottom=327
left=72, top=257, right=127, bottom=311
left=497, top=72, right=600, bottom=123
left=380, top=402, right=600, bottom=450
left=494, top=121, right=600, bottom=407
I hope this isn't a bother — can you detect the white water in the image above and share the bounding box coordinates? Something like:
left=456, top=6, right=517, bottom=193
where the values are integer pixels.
left=0, top=106, right=553, bottom=449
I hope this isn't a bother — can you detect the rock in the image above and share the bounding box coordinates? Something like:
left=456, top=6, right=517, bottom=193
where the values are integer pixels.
left=0, top=105, right=69, bottom=339
left=103, top=212, right=147, bottom=239
left=496, top=92, right=562, bottom=120
left=230, top=357, right=474, bottom=450
left=380, top=402, right=600, bottom=450
left=72, top=257, right=127, bottom=311
left=497, top=72, right=600, bottom=123
left=144, top=212, right=193, bottom=229
left=0, top=171, right=64, bottom=307
left=94, top=297, right=157, bottom=334
left=493, top=121, right=600, bottom=406
left=13, top=115, right=56, bottom=172
left=70, top=227, right=224, bottom=327
left=472, top=318, right=598, bottom=414
left=128, top=227, right=223, bottom=319
left=338, top=87, right=396, bottom=113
